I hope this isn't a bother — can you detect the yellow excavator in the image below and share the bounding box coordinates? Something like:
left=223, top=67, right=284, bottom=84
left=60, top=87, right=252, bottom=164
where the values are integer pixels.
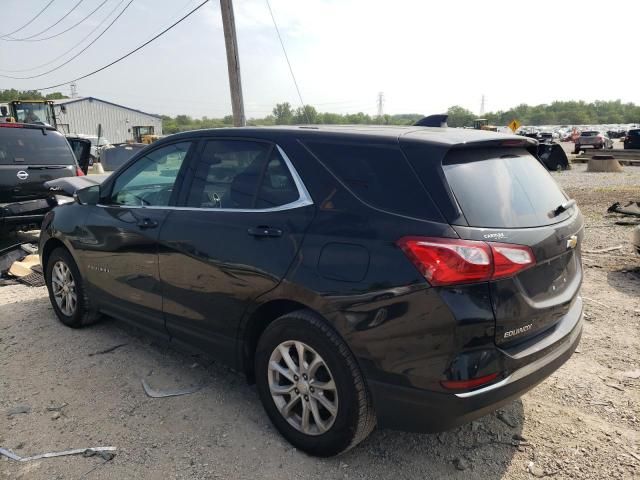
left=132, top=125, right=159, bottom=144
left=0, top=100, right=58, bottom=127
left=473, top=118, right=498, bottom=132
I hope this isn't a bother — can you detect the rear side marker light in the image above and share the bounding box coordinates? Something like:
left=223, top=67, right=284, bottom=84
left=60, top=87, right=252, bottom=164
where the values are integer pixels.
left=398, top=237, right=535, bottom=286
left=76, top=167, right=85, bottom=176
left=441, top=372, right=499, bottom=391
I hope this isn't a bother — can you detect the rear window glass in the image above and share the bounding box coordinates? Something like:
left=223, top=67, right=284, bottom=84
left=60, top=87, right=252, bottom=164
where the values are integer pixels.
left=0, top=128, right=75, bottom=165
left=581, top=131, right=598, bottom=137
left=442, top=148, right=570, bottom=228
left=304, top=141, right=439, bottom=220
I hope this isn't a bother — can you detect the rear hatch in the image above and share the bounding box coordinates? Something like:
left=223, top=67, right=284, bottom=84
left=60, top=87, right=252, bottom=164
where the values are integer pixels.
left=0, top=125, right=77, bottom=202
left=578, top=131, right=601, bottom=145
left=408, top=144, right=583, bottom=347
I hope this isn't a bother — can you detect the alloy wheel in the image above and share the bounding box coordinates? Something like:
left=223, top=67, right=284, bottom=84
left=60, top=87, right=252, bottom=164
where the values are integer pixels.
left=51, top=260, right=77, bottom=317
left=267, top=340, right=338, bottom=436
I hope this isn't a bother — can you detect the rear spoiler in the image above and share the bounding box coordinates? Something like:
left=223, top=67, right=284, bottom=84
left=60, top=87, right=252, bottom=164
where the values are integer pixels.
left=413, top=114, right=448, bottom=127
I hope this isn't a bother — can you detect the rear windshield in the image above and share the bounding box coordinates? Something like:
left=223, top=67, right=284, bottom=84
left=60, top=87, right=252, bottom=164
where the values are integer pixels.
left=442, top=148, right=570, bottom=228
left=304, top=141, right=440, bottom=220
left=581, top=131, right=599, bottom=137
left=0, top=127, right=76, bottom=165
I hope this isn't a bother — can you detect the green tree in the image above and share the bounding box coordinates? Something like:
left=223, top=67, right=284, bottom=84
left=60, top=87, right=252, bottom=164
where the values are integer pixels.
left=446, top=106, right=476, bottom=127
left=293, top=105, right=318, bottom=124
left=272, top=102, right=293, bottom=125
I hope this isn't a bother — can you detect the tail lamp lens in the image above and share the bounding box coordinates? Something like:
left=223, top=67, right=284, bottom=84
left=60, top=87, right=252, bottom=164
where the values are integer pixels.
left=398, top=237, right=535, bottom=286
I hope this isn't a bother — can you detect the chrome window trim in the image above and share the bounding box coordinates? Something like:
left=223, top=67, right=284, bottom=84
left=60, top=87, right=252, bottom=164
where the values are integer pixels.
left=97, top=143, right=313, bottom=213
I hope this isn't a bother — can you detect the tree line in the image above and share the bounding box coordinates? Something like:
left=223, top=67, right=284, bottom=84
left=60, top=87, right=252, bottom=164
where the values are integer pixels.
left=164, top=100, right=640, bottom=133
left=0, top=89, right=68, bottom=102
left=1, top=90, right=638, bottom=131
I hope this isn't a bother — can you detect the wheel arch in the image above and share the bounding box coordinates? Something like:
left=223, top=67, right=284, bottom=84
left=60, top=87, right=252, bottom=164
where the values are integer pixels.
left=41, top=237, right=67, bottom=271
left=241, top=299, right=327, bottom=383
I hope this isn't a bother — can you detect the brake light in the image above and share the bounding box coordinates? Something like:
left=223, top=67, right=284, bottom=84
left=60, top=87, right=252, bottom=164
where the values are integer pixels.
left=441, top=372, right=499, bottom=391
left=0, top=123, right=24, bottom=128
left=76, top=167, right=84, bottom=176
left=397, top=237, right=535, bottom=286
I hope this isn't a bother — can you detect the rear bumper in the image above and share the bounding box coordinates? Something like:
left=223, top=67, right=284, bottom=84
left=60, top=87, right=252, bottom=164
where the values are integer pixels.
left=369, top=300, right=583, bottom=433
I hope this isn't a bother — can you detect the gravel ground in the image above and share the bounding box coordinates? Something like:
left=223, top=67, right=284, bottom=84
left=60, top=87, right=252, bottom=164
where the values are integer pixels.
left=0, top=166, right=639, bottom=480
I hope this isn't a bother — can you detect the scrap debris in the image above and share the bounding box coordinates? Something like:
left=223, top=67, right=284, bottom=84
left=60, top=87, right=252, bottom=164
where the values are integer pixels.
left=607, top=201, right=640, bottom=217
left=141, top=378, right=203, bottom=398
left=0, top=243, right=44, bottom=287
left=88, top=343, right=128, bottom=357
left=582, top=245, right=623, bottom=254
left=0, top=446, right=116, bottom=462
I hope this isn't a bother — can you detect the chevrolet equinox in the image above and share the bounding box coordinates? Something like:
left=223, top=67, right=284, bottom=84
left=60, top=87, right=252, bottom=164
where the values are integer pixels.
left=40, top=125, right=584, bottom=456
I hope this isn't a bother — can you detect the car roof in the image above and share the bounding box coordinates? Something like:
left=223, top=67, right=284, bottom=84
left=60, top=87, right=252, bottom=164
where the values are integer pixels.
left=163, top=125, right=536, bottom=148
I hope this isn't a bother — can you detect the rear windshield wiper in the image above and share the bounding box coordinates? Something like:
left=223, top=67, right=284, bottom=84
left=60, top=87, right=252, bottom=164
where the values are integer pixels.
left=550, top=199, right=576, bottom=218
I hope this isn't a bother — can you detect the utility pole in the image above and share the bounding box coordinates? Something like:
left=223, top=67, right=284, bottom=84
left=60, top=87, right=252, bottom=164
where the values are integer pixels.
left=377, top=92, right=384, bottom=122
left=480, top=94, right=486, bottom=117
left=70, top=82, right=78, bottom=98
left=220, top=0, right=246, bottom=126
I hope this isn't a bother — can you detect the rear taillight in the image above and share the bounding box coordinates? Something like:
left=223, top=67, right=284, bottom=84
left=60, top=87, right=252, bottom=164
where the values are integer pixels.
left=397, top=237, right=535, bottom=286
left=76, top=167, right=84, bottom=176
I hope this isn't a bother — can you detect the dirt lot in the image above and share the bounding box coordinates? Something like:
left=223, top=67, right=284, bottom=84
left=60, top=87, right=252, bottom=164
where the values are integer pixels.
left=1, top=164, right=639, bottom=480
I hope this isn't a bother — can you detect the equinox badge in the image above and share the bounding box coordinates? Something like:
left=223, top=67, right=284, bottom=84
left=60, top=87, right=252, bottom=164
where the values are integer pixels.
left=566, top=235, right=578, bottom=249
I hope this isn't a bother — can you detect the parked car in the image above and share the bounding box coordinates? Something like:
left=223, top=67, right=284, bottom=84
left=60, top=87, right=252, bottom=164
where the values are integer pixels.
left=40, top=126, right=584, bottom=456
left=574, top=131, right=613, bottom=153
left=623, top=129, right=640, bottom=149
left=0, top=123, right=84, bottom=233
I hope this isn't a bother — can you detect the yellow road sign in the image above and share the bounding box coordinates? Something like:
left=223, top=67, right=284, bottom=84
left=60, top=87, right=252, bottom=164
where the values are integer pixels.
left=508, top=119, right=521, bottom=133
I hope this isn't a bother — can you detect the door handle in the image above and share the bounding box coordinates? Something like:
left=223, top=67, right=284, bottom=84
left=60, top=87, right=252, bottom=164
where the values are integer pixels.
left=137, top=218, right=159, bottom=229
left=247, top=226, right=283, bottom=237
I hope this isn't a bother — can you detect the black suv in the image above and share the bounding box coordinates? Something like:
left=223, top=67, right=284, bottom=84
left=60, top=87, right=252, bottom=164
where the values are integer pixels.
left=0, top=123, right=86, bottom=233
left=623, top=128, right=640, bottom=149
left=39, top=126, right=584, bottom=456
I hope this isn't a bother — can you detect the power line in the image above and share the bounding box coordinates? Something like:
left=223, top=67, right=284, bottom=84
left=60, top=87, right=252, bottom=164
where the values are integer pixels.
left=33, top=0, right=210, bottom=90
left=0, top=0, right=125, bottom=73
left=0, top=0, right=56, bottom=38
left=264, top=0, right=310, bottom=124
left=4, top=0, right=85, bottom=41
left=0, top=0, right=134, bottom=80
left=4, top=0, right=109, bottom=43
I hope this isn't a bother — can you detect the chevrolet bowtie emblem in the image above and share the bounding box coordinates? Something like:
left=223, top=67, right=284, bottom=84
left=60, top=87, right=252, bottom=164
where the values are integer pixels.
left=566, top=235, right=578, bottom=249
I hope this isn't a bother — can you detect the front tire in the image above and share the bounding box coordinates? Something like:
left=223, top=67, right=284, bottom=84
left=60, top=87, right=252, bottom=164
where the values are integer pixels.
left=45, top=247, right=100, bottom=328
left=255, top=310, right=375, bottom=456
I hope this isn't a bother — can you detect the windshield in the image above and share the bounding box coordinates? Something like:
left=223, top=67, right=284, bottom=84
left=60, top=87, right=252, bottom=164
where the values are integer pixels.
left=13, top=102, right=50, bottom=124
left=0, top=127, right=76, bottom=165
left=442, top=148, right=570, bottom=228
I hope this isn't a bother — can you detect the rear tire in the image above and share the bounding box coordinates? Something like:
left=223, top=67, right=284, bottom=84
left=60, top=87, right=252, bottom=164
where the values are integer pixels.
left=255, top=310, right=375, bottom=456
left=45, top=247, right=100, bottom=328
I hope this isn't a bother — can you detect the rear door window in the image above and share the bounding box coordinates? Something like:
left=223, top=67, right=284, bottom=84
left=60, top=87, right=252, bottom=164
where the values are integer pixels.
left=0, top=127, right=76, bottom=165
left=442, top=148, right=570, bottom=228
left=185, top=140, right=299, bottom=210
left=304, top=141, right=439, bottom=220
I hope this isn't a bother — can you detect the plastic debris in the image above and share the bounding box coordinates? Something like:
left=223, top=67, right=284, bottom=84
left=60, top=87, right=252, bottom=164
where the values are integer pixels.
left=0, top=446, right=116, bottom=462
left=141, top=378, right=202, bottom=398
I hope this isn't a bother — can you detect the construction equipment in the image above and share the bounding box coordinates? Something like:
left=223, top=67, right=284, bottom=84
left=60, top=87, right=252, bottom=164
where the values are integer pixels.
left=0, top=100, right=58, bottom=128
left=132, top=125, right=158, bottom=144
left=473, top=118, right=498, bottom=132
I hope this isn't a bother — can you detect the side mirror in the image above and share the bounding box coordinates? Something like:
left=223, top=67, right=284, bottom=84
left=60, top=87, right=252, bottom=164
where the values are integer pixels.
left=75, top=185, right=100, bottom=206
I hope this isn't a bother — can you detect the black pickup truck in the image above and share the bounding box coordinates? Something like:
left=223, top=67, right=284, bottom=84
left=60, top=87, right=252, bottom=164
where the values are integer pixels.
left=0, top=123, right=89, bottom=233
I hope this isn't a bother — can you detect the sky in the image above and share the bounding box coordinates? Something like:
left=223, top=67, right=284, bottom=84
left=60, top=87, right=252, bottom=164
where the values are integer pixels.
left=0, top=0, right=638, bottom=118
